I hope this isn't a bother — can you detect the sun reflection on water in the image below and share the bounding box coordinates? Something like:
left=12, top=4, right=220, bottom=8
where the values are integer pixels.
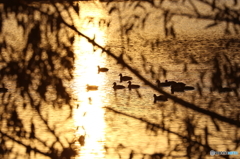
left=72, top=2, right=108, bottom=158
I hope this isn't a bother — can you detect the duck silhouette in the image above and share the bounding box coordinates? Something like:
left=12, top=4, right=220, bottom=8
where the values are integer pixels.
left=98, top=66, right=109, bottom=74
left=86, top=84, right=98, bottom=91
left=176, top=82, right=186, bottom=87
left=165, top=80, right=177, bottom=85
left=184, top=86, right=195, bottom=91
left=218, top=86, right=233, bottom=93
left=171, top=83, right=185, bottom=94
left=156, top=80, right=171, bottom=87
left=119, top=73, right=132, bottom=82
left=127, top=81, right=140, bottom=90
left=113, top=82, right=125, bottom=90
left=0, top=88, right=8, bottom=92
left=153, top=94, right=168, bottom=103
left=210, top=86, right=233, bottom=93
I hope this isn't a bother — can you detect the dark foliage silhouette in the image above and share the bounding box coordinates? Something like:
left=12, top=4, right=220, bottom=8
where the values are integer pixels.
left=0, top=0, right=240, bottom=159
left=0, top=1, right=77, bottom=158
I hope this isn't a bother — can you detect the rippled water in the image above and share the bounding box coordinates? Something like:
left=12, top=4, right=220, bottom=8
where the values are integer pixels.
left=1, top=0, right=240, bottom=159
left=71, top=2, right=240, bottom=158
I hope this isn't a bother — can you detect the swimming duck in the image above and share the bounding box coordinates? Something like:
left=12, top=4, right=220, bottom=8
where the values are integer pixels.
left=119, top=73, right=133, bottom=82
left=113, top=82, right=125, bottom=90
left=165, top=80, right=177, bottom=85
left=184, top=86, right=195, bottom=91
left=156, top=80, right=171, bottom=87
left=153, top=94, right=168, bottom=103
left=172, top=82, right=186, bottom=88
left=177, top=82, right=186, bottom=87
left=86, top=84, right=98, bottom=91
left=0, top=88, right=8, bottom=92
left=127, top=81, right=140, bottom=90
left=98, top=66, right=109, bottom=74
left=171, top=83, right=185, bottom=94
left=218, top=86, right=233, bottom=93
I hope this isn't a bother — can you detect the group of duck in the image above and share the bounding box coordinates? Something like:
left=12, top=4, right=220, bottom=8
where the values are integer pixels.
left=87, top=66, right=197, bottom=103
left=87, top=66, right=141, bottom=91
left=156, top=79, right=195, bottom=94
left=88, top=66, right=235, bottom=103
left=153, top=79, right=195, bottom=103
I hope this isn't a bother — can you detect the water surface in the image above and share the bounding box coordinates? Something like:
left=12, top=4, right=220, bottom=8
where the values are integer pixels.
left=1, top=0, right=240, bottom=159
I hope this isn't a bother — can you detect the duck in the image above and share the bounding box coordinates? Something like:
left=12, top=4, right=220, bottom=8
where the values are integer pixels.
left=0, top=88, right=8, bottom=92
left=153, top=94, right=168, bottom=103
left=165, top=80, right=177, bottom=85
left=171, top=83, right=185, bottom=94
left=113, top=82, right=125, bottom=90
left=119, top=73, right=133, bottom=82
left=156, top=80, right=171, bottom=87
left=184, top=86, right=195, bottom=91
left=218, top=86, right=233, bottom=93
left=127, top=81, right=140, bottom=90
left=98, top=66, right=109, bottom=74
left=86, top=84, right=98, bottom=91
left=176, top=82, right=186, bottom=86
left=172, top=82, right=186, bottom=88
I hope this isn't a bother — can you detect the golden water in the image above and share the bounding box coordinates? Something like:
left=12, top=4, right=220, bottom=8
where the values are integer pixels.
left=1, top=0, right=240, bottom=159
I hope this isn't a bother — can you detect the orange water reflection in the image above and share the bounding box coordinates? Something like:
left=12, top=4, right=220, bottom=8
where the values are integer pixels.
left=73, top=2, right=108, bottom=159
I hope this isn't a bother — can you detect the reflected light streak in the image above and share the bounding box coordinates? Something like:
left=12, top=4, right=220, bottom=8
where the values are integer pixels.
left=73, top=2, right=108, bottom=159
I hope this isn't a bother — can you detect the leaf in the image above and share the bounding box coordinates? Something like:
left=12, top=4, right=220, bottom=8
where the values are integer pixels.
left=125, top=24, right=134, bottom=35
left=197, top=83, right=202, bottom=96
left=170, top=26, right=176, bottom=38
left=134, top=3, right=146, bottom=11
left=183, top=63, right=187, bottom=72
left=73, top=3, right=79, bottom=14
left=211, top=0, right=216, bottom=11
left=165, top=27, right=168, bottom=37
left=211, top=117, right=220, bottom=131
left=190, top=55, right=198, bottom=64
left=109, top=7, right=117, bottom=14
left=205, top=22, right=218, bottom=29
left=141, top=13, right=149, bottom=29
left=162, top=67, right=167, bottom=77
left=78, top=135, right=85, bottom=146
left=129, top=150, right=134, bottom=159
